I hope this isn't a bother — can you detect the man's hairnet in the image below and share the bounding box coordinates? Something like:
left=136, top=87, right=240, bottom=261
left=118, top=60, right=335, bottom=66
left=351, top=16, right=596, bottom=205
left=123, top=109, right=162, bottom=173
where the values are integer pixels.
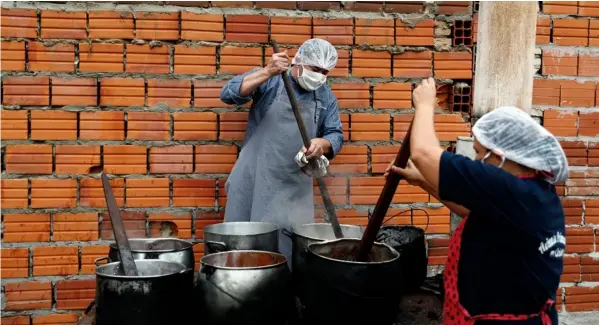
left=472, top=106, right=569, bottom=184
left=292, top=38, right=338, bottom=71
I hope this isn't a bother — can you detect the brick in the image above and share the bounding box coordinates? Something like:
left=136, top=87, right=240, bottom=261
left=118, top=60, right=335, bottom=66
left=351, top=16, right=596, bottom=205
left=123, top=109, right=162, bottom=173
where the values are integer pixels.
left=1, top=179, right=28, bottom=208
left=270, top=17, right=312, bottom=45
left=56, top=279, right=96, bottom=310
left=1, top=248, right=29, bottom=278
left=579, top=112, right=599, bottom=137
left=89, top=11, right=134, bottom=39
left=194, top=79, right=227, bottom=107
left=51, top=77, right=98, bottom=106
left=174, top=112, right=217, bottom=140
left=41, top=10, right=86, bottom=39
left=588, top=142, right=599, bottom=166
left=299, top=1, right=341, bottom=11
left=437, top=1, right=471, bottom=14
left=126, top=178, right=169, bottom=207
left=196, top=211, right=225, bottom=240
left=126, top=44, right=170, bottom=74
left=265, top=47, right=299, bottom=62
left=150, top=146, right=193, bottom=174
left=313, top=177, right=347, bottom=205
left=331, top=82, right=370, bottom=108
left=80, top=245, right=109, bottom=274
left=29, top=42, right=75, bottom=72
left=562, top=198, right=584, bottom=225
left=591, top=20, right=599, bottom=46
left=553, top=19, right=590, bottom=46
left=567, top=169, right=599, bottom=195
left=149, top=212, right=192, bottom=238
left=53, top=212, right=99, bottom=241
left=393, top=51, right=432, bottom=78
left=543, top=109, right=577, bottom=137
left=181, top=12, right=223, bottom=42
left=314, top=208, right=368, bottom=226
left=542, top=1, right=579, bottom=15
left=434, top=52, right=473, bottom=79
left=536, top=17, right=551, bottom=45
left=565, top=286, right=599, bottom=312
left=453, top=19, right=474, bottom=46
left=2, top=76, right=50, bottom=106
left=329, top=145, right=367, bottom=174
left=4, top=281, right=52, bottom=310
left=578, top=54, right=599, bottom=78
left=55, top=145, right=101, bottom=175
left=100, top=78, right=145, bottom=106
left=220, top=112, right=248, bottom=140
left=396, top=19, right=434, bottom=46
left=256, top=1, right=297, bottom=9
left=174, top=45, right=216, bottom=75
left=533, top=79, right=561, bottom=106
left=3, top=214, right=50, bottom=243
left=350, top=113, right=390, bottom=141
left=355, top=18, right=394, bottom=46
left=136, top=11, right=179, bottom=40
left=32, top=246, right=78, bottom=276
left=560, top=141, right=587, bottom=166
left=542, top=50, right=578, bottom=76
left=0, top=8, right=37, bottom=38
left=373, top=82, right=412, bottom=109
left=565, top=227, right=595, bottom=253
left=31, top=179, right=76, bottom=208
left=195, top=145, right=237, bottom=174
left=352, top=50, right=392, bottom=77
left=561, top=256, right=581, bottom=283
left=313, top=18, right=353, bottom=45
left=218, top=178, right=228, bottom=207
left=560, top=80, right=596, bottom=107
left=212, top=1, right=253, bottom=7
left=581, top=256, right=599, bottom=281
left=340, top=113, right=349, bottom=141
left=226, top=14, right=268, bottom=43
left=450, top=84, right=472, bottom=113
left=128, top=111, right=170, bottom=140
left=79, top=43, right=124, bottom=73
left=104, top=145, right=147, bottom=174
left=371, top=145, right=400, bottom=174
left=343, top=1, right=383, bottom=12
left=147, top=79, right=191, bottom=107
left=1, top=316, right=30, bottom=325
left=329, top=49, right=350, bottom=77
left=394, top=114, right=470, bottom=141
left=33, top=313, right=78, bottom=325
left=585, top=199, right=599, bottom=224
left=428, top=238, right=449, bottom=265
left=1, top=110, right=28, bottom=140
left=579, top=1, right=599, bottom=17
left=219, top=46, right=263, bottom=75
left=172, top=178, right=215, bottom=207
left=31, top=110, right=77, bottom=140
left=100, top=211, right=146, bottom=239
left=437, top=84, right=451, bottom=110
left=349, top=177, right=428, bottom=204
left=79, top=111, right=125, bottom=140
left=79, top=177, right=124, bottom=208
left=385, top=1, right=423, bottom=13
left=5, top=145, right=52, bottom=174
left=1, top=41, right=25, bottom=71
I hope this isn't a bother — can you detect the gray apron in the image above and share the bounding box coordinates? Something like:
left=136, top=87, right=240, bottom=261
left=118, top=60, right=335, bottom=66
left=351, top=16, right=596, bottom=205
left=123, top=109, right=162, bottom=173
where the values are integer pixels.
left=224, top=77, right=316, bottom=268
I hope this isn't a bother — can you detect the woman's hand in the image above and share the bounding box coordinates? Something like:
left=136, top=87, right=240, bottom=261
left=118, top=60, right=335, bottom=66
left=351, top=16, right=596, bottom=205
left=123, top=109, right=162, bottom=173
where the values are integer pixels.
left=384, top=159, right=425, bottom=186
left=413, top=77, right=437, bottom=109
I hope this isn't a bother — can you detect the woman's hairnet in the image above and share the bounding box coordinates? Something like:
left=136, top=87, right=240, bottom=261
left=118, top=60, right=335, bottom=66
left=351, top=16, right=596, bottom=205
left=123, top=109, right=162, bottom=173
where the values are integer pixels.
left=472, top=106, right=569, bottom=184
left=292, top=38, right=338, bottom=71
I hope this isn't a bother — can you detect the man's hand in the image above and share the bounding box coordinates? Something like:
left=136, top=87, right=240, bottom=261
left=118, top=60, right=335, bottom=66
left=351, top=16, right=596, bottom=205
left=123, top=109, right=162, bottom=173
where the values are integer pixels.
left=413, top=77, right=437, bottom=109
left=303, top=138, right=331, bottom=159
left=265, top=51, right=290, bottom=77
left=384, top=159, right=425, bottom=186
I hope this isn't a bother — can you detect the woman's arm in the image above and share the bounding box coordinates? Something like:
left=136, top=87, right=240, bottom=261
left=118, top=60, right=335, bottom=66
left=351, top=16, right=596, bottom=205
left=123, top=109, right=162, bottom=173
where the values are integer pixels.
left=419, top=179, right=470, bottom=218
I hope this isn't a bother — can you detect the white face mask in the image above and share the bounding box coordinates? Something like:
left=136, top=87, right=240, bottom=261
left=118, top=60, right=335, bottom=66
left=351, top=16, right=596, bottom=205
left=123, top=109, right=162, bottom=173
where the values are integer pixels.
left=297, top=65, right=326, bottom=91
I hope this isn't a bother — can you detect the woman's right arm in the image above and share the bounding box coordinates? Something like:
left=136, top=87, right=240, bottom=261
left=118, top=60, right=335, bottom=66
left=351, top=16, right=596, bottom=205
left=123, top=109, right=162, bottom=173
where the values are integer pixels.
left=418, top=179, right=470, bottom=218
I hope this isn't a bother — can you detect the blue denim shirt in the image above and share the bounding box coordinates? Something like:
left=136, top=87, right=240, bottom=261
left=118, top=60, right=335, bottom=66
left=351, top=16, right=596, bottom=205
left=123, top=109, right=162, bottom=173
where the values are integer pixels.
left=219, top=68, right=344, bottom=159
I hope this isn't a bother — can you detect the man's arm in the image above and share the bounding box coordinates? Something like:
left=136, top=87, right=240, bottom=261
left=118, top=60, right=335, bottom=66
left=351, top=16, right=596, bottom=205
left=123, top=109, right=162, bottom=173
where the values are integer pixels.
left=318, top=98, right=344, bottom=159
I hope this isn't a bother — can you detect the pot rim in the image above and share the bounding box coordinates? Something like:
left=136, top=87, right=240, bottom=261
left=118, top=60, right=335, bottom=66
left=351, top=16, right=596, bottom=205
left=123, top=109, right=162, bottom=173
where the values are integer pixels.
left=203, top=221, right=280, bottom=237
left=108, top=237, right=195, bottom=253
left=291, top=223, right=365, bottom=241
left=95, top=260, right=188, bottom=279
left=200, top=250, right=287, bottom=270
left=307, top=238, right=400, bottom=266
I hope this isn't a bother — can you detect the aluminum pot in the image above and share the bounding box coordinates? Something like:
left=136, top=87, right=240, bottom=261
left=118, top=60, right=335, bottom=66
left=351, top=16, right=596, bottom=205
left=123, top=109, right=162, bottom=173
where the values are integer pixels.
left=95, top=260, right=194, bottom=325
left=94, top=238, right=196, bottom=271
left=196, top=250, right=294, bottom=325
left=203, top=221, right=279, bottom=255
left=301, top=239, right=402, bottom=325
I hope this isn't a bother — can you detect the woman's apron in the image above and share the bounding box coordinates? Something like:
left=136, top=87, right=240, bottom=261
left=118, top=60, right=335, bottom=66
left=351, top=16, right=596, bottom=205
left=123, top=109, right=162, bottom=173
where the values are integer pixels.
left=224, top=77, right=317, bottom=268
left=443, top=175, right=555, bottom=325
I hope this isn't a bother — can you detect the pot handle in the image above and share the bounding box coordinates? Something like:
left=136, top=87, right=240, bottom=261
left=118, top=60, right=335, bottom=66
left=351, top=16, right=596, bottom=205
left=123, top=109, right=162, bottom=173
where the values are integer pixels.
left=205, top=241, right=227, bottom=253
left=94, top=257, right=109, bottom=266
left=281, top=228, right=293, bottom=238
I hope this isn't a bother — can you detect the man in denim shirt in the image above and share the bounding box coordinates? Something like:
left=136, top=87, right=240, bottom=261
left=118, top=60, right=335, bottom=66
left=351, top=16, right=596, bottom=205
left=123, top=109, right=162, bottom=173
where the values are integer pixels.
left=220, top=39, right=344, bottom=265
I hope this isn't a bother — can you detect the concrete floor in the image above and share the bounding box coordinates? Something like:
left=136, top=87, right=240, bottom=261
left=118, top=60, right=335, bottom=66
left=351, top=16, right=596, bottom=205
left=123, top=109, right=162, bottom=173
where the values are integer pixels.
left=559, top=312, right=599, bottom=325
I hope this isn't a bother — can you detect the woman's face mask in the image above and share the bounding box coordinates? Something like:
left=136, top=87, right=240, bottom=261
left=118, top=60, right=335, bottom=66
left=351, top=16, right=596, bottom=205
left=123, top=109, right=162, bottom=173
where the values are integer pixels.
left=297, top=64, right=327, bottom=91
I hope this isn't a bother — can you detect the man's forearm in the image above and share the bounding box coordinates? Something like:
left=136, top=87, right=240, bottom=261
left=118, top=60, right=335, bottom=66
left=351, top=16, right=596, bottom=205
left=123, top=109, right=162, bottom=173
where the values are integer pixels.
left=239, top=68, right=271, bottom=97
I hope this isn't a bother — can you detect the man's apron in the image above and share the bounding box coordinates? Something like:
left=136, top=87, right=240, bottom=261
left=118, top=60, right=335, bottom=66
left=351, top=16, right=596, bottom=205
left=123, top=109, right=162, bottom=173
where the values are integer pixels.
left=443, top=175, right=554, bottom=325
left=224, top=77, right=316, bottom=268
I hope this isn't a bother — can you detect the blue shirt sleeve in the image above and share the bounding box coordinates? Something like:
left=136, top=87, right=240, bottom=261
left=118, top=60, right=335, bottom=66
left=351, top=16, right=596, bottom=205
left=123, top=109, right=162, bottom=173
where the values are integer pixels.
left=220, top=68, right=267, bottom=106
left=320, top=97, right=344, bottom=159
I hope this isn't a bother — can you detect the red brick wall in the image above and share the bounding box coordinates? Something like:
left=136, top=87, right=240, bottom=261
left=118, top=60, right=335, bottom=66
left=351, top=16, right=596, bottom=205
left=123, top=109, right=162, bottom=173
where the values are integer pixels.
left=1, top=1, right=598, bottom=321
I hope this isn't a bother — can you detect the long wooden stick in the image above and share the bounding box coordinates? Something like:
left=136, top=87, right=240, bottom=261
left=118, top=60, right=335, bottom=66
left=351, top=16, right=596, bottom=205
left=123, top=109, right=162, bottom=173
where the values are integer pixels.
left=271, top=40, right=344, bottom=239
left=356, top=120, right=414, bottom=261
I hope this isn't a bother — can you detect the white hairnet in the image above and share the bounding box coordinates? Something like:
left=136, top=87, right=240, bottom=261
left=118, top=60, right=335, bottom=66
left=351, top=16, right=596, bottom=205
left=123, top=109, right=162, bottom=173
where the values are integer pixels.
left=472, top=106, right=569, bottom=184
left=291, top=38, right=338, bottom=71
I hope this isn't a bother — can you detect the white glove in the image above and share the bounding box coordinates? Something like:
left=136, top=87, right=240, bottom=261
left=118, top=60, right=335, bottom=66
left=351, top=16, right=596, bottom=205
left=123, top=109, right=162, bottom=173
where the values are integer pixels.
left=294, top=150, right=329, bottom=177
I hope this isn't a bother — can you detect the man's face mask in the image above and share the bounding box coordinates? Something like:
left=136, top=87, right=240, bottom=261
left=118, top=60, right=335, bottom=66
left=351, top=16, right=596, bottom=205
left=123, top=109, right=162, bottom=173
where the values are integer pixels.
left=297, top=65, right=326, bottom=91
